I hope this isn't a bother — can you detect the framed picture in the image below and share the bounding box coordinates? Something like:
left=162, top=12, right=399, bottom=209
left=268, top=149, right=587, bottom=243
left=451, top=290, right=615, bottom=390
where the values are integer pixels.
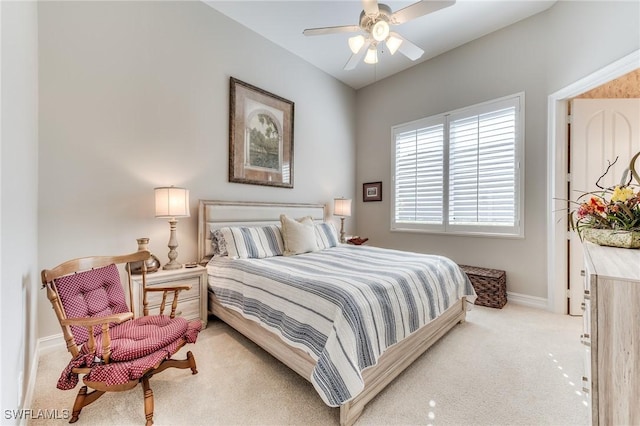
left=363, top=181, right=382, bottom=202
left=229, top=77, right=294, bottom=188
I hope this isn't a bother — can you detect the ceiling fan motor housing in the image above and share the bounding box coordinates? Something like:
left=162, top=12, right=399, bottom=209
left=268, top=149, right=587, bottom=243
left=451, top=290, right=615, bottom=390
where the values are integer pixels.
left=359, top=3, right=393, bottom=33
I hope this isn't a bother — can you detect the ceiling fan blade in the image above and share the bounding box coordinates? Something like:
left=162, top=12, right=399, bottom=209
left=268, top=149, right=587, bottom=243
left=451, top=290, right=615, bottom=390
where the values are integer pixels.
left=303, top=25, right=361, bottom=36
left=391, top=0, right=455, bottom=25
left=344, top=40, right=372, bottom=70
left=395, top=35, right=424, bottom=61
left=362, top=0, right=379, bottom=16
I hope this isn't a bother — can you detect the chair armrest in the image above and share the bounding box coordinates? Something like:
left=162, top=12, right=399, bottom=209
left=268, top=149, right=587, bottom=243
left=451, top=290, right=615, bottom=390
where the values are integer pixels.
left=60, top=312, right=133, bottom=328
left=61, top=312, right=132, bottom=364
left=142, top=285, right=192, bottom=318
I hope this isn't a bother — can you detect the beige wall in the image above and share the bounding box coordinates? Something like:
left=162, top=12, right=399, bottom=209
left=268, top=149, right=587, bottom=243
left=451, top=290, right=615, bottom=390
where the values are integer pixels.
left=30, top=0, right=640, bottom=340
left=1, top=0, right=39, bottom=417
left=37, top=1, right=356, bottom=339
left=354, top=1, right=639, bottom=302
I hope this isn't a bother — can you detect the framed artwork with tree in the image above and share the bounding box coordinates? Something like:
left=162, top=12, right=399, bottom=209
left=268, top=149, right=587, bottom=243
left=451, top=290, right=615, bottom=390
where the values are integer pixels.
left=229, top=77, right=294, bottom=188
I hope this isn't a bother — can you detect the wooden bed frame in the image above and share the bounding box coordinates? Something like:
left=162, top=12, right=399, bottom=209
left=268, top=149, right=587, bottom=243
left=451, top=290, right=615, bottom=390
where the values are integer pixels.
left=198, top=200, right=467, bottom=426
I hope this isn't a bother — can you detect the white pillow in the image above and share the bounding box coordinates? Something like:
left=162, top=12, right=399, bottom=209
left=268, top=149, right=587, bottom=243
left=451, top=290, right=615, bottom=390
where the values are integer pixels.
left=280, top=214, right=319, bottom=256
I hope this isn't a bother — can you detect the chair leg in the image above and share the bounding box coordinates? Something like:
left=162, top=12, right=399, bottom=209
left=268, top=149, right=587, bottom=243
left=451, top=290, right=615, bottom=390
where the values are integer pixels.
left=69, top=386, right=87, bottom=423
left=69, top=386, right=105, bottom=423
left=142, top=376, right=154, bottom=426
left=150, top=352, right=198, bottom=376
left=187, top=351, right=198, bottom=375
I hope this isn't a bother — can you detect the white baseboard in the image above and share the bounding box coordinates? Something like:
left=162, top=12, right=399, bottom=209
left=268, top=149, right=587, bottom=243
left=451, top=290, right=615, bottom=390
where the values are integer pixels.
left=507, top=291, right=548, bottom=310
left=38, top=332, right=65, bottom=354
left=19, top=339, right=42, bottom=426
left=21, top=333, right=65, bottom=425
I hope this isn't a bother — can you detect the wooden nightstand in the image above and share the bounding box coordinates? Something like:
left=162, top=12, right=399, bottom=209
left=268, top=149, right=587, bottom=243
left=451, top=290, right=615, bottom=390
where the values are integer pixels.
left=131, top=265, right=208, bottom=329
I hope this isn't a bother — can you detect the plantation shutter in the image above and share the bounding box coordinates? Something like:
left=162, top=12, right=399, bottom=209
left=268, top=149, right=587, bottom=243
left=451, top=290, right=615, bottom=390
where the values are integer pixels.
left=448, top=99, right=518, bottom=227
left=391, top=93, right=523, bottom=237
left=393, top=119, right=444, bottom=225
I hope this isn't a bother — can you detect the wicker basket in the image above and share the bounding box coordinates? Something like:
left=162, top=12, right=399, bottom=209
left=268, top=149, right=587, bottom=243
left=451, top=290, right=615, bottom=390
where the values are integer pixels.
left=459, top=265, right=507, bottom=309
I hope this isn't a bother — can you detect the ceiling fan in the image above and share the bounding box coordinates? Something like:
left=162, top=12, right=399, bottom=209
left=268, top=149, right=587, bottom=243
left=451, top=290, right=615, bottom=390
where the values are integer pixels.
left=303, top=0, right=455, bottom=70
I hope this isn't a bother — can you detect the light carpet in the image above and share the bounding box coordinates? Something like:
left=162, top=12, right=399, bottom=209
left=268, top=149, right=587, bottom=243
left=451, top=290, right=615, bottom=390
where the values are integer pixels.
left=28, top=303, right=589, bottom=425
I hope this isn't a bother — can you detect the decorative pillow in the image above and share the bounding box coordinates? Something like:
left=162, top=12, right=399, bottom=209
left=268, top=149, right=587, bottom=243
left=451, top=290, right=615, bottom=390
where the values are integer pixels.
left=315, top=222, right=339, bottom=249
left=280, top=215, right=319, bottom=256
left=219, top=225, right=284, bottom=259
left=210, top=228, right=228, bottom=257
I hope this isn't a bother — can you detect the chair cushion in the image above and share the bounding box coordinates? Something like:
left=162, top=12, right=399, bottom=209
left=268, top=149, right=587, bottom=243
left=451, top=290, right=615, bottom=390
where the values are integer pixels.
left=57, top=318, right=202, bottom=390
left=54, top=264, right=129, bottom=345
left=91, top=315, right=190, bottom=362
left=84, top=338, right=186, bottom=388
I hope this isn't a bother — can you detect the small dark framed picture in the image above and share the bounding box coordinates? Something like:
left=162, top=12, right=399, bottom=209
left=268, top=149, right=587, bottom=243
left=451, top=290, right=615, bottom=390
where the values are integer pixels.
left=363, top=181, right=382, bottom=202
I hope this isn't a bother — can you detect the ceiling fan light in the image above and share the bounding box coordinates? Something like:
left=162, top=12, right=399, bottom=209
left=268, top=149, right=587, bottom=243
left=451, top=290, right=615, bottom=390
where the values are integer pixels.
left=348, top=35, right=365, bottom=54
left=364, top=46, right=378, bottom=64
left=371, top=20, right=390, bottom=42
left=386, top=34, right=403, bottom=55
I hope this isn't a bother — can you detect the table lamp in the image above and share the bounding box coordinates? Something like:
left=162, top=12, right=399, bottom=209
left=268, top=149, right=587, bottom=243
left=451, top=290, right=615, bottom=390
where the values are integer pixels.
left=155, top=186, right=190, bottom=270
left=333, top=198, right=352, bottom=244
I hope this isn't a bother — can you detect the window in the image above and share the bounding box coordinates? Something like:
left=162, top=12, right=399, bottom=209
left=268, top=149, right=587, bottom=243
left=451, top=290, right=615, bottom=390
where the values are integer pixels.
left=391, top=93, right=524, bottom=237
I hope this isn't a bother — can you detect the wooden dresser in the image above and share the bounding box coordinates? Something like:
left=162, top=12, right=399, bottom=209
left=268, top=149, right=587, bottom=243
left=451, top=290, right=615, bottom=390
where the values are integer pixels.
left=582, top=242, right=640, bottom=425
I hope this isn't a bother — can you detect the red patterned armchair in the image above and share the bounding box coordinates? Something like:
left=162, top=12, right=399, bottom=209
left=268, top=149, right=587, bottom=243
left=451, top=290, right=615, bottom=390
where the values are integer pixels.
left=41, top=250, right=201, bottom=425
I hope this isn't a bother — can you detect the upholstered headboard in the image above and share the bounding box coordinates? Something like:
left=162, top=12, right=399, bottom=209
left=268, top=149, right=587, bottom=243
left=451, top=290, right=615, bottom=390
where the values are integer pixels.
left=198, top=200, right=327, bottom=264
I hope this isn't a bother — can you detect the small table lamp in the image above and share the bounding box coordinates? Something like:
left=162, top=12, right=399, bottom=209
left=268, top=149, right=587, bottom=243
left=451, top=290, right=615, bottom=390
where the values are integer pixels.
left=155, top=186, right=190, bottom=270
left=334, top=198, right=352, bottom=244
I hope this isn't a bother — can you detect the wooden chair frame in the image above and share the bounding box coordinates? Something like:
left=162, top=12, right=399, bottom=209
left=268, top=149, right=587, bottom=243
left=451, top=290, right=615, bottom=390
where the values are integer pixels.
left=41, top=250, right=198, bottom=425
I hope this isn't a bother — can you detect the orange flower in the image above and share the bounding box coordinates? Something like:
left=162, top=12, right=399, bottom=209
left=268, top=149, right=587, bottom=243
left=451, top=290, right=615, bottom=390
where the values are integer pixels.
left=569, top=153, right=640, bottom=239
left=588, top=197, right=606, bottom=216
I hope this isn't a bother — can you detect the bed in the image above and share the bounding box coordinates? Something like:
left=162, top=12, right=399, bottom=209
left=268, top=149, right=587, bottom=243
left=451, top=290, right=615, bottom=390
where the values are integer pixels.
left=198, top=200, right=476, bottom=425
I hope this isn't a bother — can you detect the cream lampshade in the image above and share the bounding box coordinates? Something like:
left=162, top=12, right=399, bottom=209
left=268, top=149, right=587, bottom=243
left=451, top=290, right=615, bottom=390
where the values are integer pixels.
left=155, top=186, right=190, bottom=270
left=333, top=198, right=352, bottom=244
left=364, top=46, right=378, bottom=65
left=386, top=33, right=403, bottom=55
left=348, top=35, right=366, bottom=54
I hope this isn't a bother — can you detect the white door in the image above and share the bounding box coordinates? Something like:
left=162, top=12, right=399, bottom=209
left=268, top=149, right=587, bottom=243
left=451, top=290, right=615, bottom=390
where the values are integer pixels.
left=569, top=98, right=640, bottom=315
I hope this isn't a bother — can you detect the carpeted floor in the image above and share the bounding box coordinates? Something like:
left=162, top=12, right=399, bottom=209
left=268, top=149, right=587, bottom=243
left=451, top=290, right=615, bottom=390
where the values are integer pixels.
left=28, top=303, right=589, bottom=425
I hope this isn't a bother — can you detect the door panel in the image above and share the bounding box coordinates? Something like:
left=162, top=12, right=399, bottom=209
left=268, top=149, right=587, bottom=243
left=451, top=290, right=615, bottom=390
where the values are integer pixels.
left=569, top=99, right=640, bottom=315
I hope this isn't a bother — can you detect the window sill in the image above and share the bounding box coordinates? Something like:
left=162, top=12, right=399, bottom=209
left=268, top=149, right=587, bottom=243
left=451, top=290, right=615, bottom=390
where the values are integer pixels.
left=390, top=227, right=524, bottom=239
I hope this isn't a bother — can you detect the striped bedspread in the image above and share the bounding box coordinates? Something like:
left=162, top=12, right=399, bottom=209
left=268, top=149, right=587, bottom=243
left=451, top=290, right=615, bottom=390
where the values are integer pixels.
left=206, top=245, right=476, bottom=406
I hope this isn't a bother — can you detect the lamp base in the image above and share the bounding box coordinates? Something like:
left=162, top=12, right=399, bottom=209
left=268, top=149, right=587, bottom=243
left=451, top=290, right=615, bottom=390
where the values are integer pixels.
left=163, top=218, right=183, bottom=270
left=163, top=260, right=182, bottom=270
left=339, top=217, right=346, bottom=244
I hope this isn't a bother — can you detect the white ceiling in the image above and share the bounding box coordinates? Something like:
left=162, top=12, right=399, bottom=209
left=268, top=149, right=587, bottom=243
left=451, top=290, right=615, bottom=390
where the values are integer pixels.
left=204, top=0, right=557, bottom=89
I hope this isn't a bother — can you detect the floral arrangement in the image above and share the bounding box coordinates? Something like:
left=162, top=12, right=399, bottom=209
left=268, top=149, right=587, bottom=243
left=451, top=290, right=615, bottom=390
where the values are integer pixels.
left=570, top=152, right=640, bottom=241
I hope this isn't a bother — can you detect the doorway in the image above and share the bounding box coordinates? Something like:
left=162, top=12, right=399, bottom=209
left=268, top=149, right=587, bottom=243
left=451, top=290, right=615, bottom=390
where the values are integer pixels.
left=568, top=98, right=640, bottom=315
left=547, top=49, right=640, bottom=314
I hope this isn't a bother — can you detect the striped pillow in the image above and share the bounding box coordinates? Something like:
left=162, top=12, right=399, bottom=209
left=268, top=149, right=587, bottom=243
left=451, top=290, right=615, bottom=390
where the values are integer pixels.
left=220, top=225, right=284, bottom=259
left=315, top=222, right=339, bottom=249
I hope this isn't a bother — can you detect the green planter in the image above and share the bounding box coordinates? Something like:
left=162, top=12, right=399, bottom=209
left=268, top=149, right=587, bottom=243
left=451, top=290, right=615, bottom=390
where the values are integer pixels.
left=583, top=228, right=640, bottom=249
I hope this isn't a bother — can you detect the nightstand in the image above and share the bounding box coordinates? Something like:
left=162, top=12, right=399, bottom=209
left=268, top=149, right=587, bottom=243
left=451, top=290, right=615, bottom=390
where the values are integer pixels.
left=131, top=265, right=208, bottom=329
